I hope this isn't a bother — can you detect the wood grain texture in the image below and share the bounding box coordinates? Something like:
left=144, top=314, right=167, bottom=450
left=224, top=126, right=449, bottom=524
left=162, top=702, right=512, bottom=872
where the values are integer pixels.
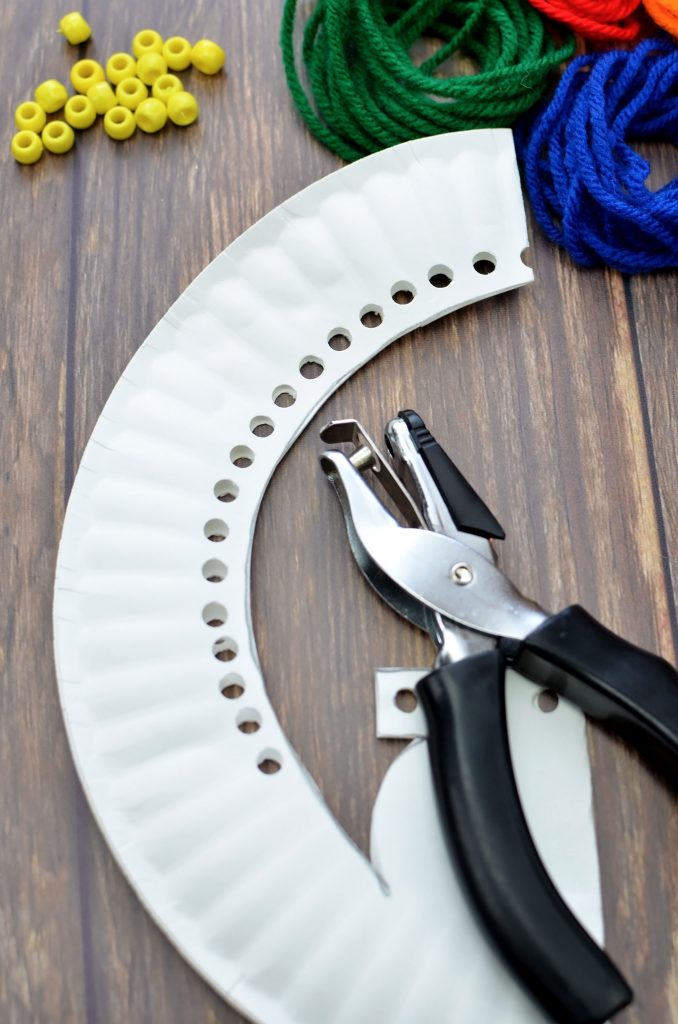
left=0, top=1, right=676, bottom=1022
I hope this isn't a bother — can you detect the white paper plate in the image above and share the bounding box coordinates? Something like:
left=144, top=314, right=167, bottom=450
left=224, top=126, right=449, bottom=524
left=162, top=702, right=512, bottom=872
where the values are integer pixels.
left=53, top=130, right=603, bottom=1024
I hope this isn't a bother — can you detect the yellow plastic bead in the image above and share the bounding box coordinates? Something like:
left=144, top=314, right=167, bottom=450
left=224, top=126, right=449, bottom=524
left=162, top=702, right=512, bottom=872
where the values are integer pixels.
left=11, top=130, right=43, bottom=165
left=162, top=36, right=192, bottom=71
left=136, top=52, right=167, bottom=86
left=106, top=52, right=136, bottom=85
left=152, top=73, right=183, bottom=103
left=132, top=29, right=163, bottom=58
left=134, top=97, right=167, bottom=134
left=58, top=11, right=92, bottom=45
left=87, top=80, right=116, bottom=114
left=42, top=120, right=75, bottom=155
left=64, top=94, right=96, bottom=129
left=15, top=101, right=46, bottom=132
left=191, top=39, right=225, bottom=75
left=70, top=58, right=104, bottom=93
left=166, top=90, right=199, bottom=127
left=35, top=79, right=69, bottom=113
left=103, top=106, right=136, bottom=140
left=115, top=77, right=148, bottom=110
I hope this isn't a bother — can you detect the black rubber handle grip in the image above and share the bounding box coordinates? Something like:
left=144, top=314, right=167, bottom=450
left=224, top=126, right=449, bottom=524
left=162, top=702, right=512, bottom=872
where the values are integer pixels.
left=417, top=651, right=633, bottom=1024
left=515, top=605, right=678, bottom=776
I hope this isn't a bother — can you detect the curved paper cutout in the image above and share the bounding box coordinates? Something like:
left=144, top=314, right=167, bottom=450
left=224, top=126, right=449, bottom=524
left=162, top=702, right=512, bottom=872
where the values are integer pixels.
left=53, top=130, right=603, bottom=1024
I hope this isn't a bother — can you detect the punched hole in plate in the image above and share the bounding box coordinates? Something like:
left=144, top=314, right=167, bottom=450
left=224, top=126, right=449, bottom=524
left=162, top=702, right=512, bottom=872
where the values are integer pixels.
left=213, top=636, right=238, bottom=662
left=230, top=445, right=254, bottom=468
left=203, top=558, right=227, bottom=582
left=473, top=252, right=497, bottom=275
left=237, top=708, right=262, bottom=734
left=202, top=601, right=227, bottom=627
left=328, top=330, right=351, bottom=352
left=299, top=357, right=324, bottom=380
left=273, top=385, right=297, bottom=408
left=428, top=265, right=453, bottom=288
left=536, top=689, right=559, bottom=713
left=258, top=748, right=282, bottom=774
left=395, top=688, right=418, bottom=713
left=220, top=673, right=245, bottom=699
left=204, top=518, right=228, bottom=542
left=250, top=415, right=274, bottom=438
left=391, top=281, right=416, bottom=305
left=360, top=305, right=383, bottom=328
left=214, top=479, right=239, bottom=503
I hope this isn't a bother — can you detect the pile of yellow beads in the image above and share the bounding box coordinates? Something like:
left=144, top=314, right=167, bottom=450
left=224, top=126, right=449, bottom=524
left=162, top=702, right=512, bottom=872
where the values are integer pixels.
left=11, top=12, right=226, bottom=164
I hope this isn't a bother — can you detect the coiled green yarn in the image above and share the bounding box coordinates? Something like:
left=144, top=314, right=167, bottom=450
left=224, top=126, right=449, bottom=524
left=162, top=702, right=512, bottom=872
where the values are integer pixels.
left=280, top=0, right=575, bottom=162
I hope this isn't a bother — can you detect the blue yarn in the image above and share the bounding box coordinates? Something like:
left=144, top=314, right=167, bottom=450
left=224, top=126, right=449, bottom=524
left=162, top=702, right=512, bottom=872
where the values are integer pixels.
left=519, top=38, right=678, bottom=274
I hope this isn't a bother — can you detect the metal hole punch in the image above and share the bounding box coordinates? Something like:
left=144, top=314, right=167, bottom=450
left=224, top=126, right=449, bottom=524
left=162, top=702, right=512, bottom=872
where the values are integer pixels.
left=320, top=409, right=678, bottom=1024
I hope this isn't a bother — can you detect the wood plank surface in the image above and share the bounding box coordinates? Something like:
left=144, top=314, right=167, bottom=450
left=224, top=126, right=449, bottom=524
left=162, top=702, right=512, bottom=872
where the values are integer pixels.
left=1, top=1, right=676, bottom=1022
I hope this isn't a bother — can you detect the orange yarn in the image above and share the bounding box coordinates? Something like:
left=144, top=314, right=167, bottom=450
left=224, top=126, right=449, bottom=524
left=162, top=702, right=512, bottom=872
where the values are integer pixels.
left=644, top=0, right=678, bottom=36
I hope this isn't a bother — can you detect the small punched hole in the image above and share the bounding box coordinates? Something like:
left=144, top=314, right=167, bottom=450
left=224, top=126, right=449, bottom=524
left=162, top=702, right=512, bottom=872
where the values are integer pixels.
left=237, top=708, right=262, bottom=734
left=204, top=518, right=228, bottom=542
left=250, top=416, right=274, bottom=438
left=230, top=445, right=254, bottom=468
left=360, top=306, right=383, bottom=328
left=257, top=749, right=282, bottom=774
left=202, top=602, right=227, bottom=627
left=429, top=265, right=453, bottom=288
left=220, top=673, right=245, bottom=699
left=214, top=480, right=239, bottom=503
left=111, top=110, right=125, bottom=123
left=328, top=331, right=351, bottom=352
left=473, top=252, right=497, bottom=275
left=299, top=358, right=324, bottom=380
left=169, top=40, right=183, bottom=53
left=113, top=56, right=127, bottom=69
left=73, top=98, right=85, bottom=111
left=273, top=385, right=297, bottom=408
left=395, top=689, right=418, bottom=713
left=213, top=637, right=238, bottom=662
left=202, top=559, right=227, bottom=582
left=537, top=690, right=559, bottom=713
left=391, top=282, right=416, bottom=305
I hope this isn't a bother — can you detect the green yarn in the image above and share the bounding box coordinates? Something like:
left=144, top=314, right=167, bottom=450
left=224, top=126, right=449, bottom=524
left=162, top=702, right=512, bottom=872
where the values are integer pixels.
left=280, top=0, right=575, bottom=162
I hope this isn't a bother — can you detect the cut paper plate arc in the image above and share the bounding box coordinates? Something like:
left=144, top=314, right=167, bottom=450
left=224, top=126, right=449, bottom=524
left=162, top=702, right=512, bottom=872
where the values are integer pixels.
left=53, top=130, right=602, bottom=1024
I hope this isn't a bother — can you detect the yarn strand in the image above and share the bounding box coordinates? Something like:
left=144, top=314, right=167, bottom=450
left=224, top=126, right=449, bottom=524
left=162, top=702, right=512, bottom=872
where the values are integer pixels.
left=519, top=38, right=678, bottom=272
left=281, top=0, right=575, bottom=162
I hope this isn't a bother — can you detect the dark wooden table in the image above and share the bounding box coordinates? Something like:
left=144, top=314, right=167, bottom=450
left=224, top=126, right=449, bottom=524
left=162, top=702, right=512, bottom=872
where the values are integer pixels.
left=2, top=2, right=677, bottom=1021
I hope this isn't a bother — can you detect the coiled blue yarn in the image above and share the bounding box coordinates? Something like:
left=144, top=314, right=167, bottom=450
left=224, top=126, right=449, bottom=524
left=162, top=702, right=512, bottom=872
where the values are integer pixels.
left=520, top=38, right=678, bottom=273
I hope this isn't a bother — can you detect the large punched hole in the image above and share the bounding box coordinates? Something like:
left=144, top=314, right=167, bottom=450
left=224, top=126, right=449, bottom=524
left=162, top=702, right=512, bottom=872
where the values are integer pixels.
left=257, top=749, right=282, bottom=775
left=230, top=445, right=254, bottom=468
left=204, top=518, right=228, bottom=542
left=428, top=265, right=453, bottom=288
left=394, top=689, right=418, bottom=713
left=391, top=282, right=416, bottom=305
left=536, top=689, right=559, bottom=713
left=272, top=385, right=296, bottom=408
left=213, top=637, right=238, bottom=662
left=220, top=673, right=245, bottom=699
left=202, top=559, right=227, bottom=582
left=214, top=479, right=239, bottom=503
left=473, top=252, right=497, bottom=275
left=237, top=708, right=262, bottom=734
left=250, top=416, right=274, bottom=438
left=328, top=330, right=351, bottom=352
left=360, top=306, right=383, bottom=328
left=202, top=602, right=227, bottom=627
left=299, top=357, right=324, bottom=380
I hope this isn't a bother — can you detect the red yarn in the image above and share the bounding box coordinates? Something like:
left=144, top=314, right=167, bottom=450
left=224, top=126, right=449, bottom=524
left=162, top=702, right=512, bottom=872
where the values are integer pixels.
left=527, top=0, right=643, bottom=40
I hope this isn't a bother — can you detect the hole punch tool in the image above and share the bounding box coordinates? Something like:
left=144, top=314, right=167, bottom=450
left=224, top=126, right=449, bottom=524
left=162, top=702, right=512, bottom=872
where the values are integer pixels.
left=320, top=411, right=678, bottom=1024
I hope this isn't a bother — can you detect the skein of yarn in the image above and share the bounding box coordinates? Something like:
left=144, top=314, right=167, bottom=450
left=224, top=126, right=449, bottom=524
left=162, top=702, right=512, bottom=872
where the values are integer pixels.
left=644, top=0, right=678, bottom=37
left=526, top=0, right=643, bottom=41
left=281, top=0, right=574, bottom=162
left=520, top=38, right=678, bottom=273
